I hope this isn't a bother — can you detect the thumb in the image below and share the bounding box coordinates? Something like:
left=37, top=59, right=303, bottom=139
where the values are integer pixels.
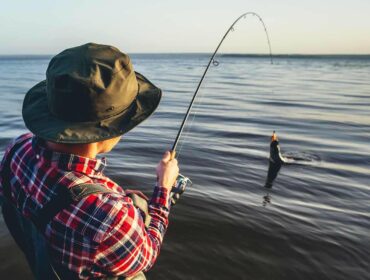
left=162, top=151, right=171, bottom=162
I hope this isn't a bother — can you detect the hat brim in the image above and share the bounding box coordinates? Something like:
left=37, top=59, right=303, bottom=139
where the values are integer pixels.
left=22, top=72, right=162, bottom=143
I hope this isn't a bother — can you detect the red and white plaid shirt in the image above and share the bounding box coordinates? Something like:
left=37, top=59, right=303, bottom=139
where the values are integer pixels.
left=0, top=133, right=171, bottom=278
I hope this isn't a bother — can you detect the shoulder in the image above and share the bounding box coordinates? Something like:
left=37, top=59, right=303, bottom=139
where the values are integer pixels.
left=7, top=133, right=33, bottom=149
left=3, top=133, right=33, bottom=157
left=13, top=132, right=33, bottom=144
left=1, top=133, right=33, bottom=166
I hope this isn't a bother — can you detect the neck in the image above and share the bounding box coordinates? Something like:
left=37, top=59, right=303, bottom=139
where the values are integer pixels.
left=45, top=141, right=99, bottom=159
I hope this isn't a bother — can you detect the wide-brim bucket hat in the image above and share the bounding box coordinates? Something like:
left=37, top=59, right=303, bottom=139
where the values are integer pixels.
left=22, top=43, right=162, bottom=143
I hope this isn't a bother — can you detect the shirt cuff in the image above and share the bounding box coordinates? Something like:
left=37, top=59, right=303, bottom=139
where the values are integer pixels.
left=149, top=185, right=171, bottom=210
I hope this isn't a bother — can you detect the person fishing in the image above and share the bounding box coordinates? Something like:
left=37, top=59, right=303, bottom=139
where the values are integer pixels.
left=0, top=43, right=179, bottom=279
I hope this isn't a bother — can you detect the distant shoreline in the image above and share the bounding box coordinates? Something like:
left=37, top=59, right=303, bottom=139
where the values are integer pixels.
left=1, top=53, right=370, bottom=59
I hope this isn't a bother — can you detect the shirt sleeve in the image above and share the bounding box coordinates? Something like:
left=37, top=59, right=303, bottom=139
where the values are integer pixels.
left=96, top=185, right=171, bottom=277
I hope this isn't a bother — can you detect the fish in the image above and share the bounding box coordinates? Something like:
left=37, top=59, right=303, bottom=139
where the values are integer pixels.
left=264, top=131, right=286, bottom=188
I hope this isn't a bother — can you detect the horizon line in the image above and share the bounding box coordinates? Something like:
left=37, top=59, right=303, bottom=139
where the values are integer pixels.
left=1, top=52, right=370, bottom=56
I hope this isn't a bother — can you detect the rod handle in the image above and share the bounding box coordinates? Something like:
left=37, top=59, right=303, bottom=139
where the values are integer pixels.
left=170, top=150, right=176, bottom=160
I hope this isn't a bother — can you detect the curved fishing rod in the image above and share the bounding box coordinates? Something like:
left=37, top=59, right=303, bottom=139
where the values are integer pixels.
left=171, top=12, right=273, bottom=157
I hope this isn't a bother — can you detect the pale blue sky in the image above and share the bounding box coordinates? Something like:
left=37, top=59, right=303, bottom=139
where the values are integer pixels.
left=0, top=0, right=369, bottom=54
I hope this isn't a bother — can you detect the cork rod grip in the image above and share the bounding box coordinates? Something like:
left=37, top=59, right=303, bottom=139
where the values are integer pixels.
left=170, top=150, right=176, bottom=160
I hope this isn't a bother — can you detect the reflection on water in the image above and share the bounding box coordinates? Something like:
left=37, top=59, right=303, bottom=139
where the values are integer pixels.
left=262, top=192, right=271, bottom=207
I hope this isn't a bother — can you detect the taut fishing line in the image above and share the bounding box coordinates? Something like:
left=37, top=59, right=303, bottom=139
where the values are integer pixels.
left=171, top=12, right=274, bottom=159
left=176, top=78, right=208, bottom=158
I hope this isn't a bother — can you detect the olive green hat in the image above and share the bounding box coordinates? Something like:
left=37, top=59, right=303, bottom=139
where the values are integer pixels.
left=22, top=43, right=162, bottom=143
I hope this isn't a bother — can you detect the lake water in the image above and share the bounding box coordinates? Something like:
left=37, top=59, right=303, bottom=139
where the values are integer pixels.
left=0, top=54, right=369, bottom=279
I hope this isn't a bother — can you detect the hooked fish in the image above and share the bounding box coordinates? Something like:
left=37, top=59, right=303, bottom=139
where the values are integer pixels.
left=264, top=131, right=286, bottom=188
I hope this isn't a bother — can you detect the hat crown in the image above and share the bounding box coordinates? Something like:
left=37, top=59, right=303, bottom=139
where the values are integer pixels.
left=46, top=43, right=138, bottom=122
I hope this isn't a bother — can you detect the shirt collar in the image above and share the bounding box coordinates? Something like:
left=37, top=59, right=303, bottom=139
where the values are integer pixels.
left=32, top=136, right=107, bottom=175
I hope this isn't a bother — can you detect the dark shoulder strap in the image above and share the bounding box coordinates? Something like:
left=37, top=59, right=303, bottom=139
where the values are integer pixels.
left=69, top=183, right=115, bottom=201
left=126, top=193, right=151, bottom=228
left=33, top=183, right=115, bottom=232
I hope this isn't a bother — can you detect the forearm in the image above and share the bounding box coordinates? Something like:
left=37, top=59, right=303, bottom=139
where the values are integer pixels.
left=126, top=185, right=171, bottom=274
left=147, top=185, right=171, bottom=247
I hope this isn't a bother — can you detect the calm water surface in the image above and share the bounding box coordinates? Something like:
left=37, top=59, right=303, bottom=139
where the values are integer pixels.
left=0, top=54, right=369, bottom=279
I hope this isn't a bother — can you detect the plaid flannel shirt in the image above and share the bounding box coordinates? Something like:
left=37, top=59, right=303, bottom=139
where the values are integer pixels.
left=0, top=133, right=171, bottom=278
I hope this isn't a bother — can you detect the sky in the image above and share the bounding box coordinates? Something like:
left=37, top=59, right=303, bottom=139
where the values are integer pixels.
left=0, top=0, right=369, bottom=54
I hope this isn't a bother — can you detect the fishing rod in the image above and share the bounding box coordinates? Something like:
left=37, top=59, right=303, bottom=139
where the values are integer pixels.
left=170, top=12, right=273, bottom=158
left=169, top=12, right=273, bottom=205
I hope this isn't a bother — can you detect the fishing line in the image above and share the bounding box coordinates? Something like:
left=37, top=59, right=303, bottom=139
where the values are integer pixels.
left=176, top=81, right=207, bottom=158
left=171, top=12, right=274, bottom=158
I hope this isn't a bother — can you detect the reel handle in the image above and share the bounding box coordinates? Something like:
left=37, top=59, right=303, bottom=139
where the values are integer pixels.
left=170, top=173, right=192, bottom=205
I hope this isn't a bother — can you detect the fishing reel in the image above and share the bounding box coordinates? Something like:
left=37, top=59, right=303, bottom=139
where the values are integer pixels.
left=170, top=174, right=192, bottom=205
